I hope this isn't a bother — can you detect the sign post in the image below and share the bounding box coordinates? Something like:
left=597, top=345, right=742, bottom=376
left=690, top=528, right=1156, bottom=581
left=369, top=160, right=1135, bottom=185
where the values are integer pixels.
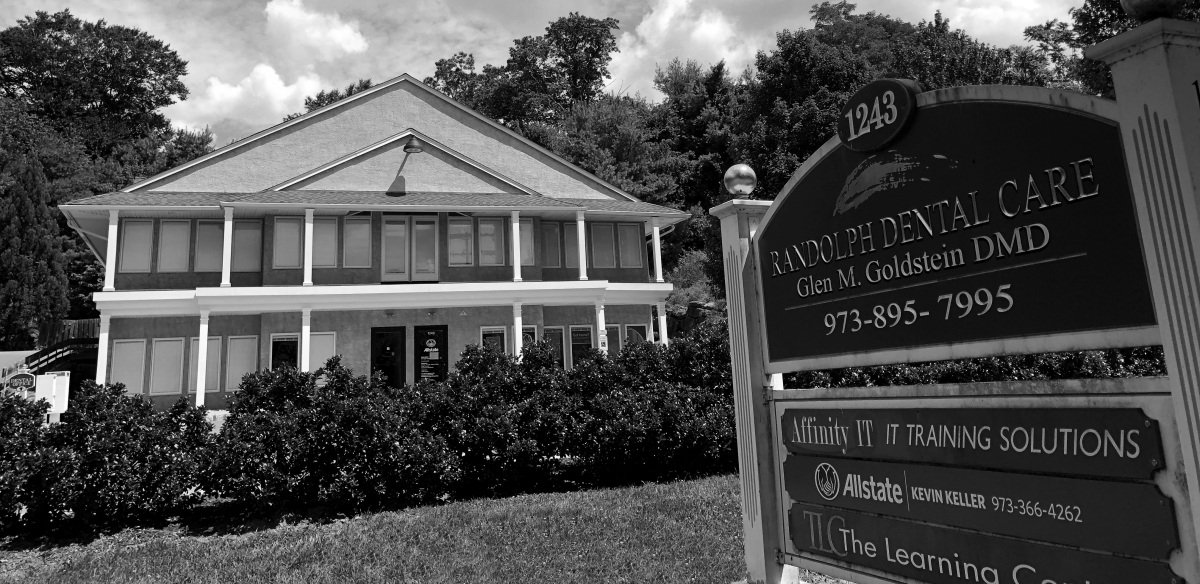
left=713, top=18, right=1200, bottom=580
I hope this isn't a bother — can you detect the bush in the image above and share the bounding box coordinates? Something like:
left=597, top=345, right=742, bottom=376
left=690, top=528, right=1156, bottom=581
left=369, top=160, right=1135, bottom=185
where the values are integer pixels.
left=207, top=357, right=459, bottom=512
left=16, top=381, right=212, bottom=530
left=0, top=391, right=48, bottom=530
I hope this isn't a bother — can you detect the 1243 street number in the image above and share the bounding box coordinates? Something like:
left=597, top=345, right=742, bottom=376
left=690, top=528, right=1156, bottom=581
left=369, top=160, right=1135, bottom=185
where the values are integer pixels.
left=824, top=285, right=1013, bottom=335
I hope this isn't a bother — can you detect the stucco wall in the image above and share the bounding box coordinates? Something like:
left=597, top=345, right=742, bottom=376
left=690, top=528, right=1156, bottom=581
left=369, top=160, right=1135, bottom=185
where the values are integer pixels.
left=143, top=81, right=619, bottom=200
left=293, top=139, right=521, bottom=193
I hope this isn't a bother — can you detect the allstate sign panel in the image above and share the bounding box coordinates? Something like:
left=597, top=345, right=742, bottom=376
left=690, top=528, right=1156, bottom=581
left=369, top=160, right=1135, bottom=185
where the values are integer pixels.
left=755, top=89, right=1156, bottom=364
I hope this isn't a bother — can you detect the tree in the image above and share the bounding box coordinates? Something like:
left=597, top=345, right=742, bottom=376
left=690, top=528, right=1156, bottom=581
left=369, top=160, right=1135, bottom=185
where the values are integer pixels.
left=0, top=102, right=70, bottom=349
left=283, top=79, right=374, bottom=121
left=0, top=10, right=190, bottom=158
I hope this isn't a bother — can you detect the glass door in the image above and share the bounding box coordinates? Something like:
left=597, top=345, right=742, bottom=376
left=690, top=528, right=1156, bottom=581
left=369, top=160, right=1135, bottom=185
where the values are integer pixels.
left=382, top=215, right=440, bottom=282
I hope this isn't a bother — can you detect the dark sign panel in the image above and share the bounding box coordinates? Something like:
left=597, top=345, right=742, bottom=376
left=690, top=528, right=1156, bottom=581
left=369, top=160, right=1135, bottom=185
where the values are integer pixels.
left=757, top=100, right=1156, bottom=364
left=790, top=503, right=1179, bottom=584
left=413, top=325, right=448, bottom=383
left=785, top=454, right=1176, bottom=559
left=837, top=79, right=920, bottom=153
left=780, top=408, right=1162, bottom=480
left=5, top=372, right=34, bottom=392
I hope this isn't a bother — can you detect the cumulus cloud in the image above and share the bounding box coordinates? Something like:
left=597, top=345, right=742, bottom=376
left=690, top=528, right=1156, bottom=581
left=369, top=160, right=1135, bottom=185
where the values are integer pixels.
left=925, top=0, right=1077, bottom=46
left=163, top=64, right=322, bottom=142
left=264, top=0, right=368, bottom=69
left=608, top=0, right=772, bottom=100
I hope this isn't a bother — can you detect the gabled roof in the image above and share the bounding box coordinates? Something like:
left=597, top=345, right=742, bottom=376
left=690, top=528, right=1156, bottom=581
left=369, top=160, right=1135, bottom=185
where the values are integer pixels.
left=121, top=74, right=640, bottom=202
left=229, top=191, right=580, bottom=210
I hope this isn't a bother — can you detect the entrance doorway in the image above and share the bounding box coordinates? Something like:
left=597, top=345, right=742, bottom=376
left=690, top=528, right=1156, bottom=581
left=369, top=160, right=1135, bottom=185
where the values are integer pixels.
left=371, top=326, right=406, bottom=387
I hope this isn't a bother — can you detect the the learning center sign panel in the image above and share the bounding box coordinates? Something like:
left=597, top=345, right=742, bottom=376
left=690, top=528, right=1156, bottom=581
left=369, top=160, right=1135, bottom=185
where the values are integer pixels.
left=755, top=98, right=1157, bottom=364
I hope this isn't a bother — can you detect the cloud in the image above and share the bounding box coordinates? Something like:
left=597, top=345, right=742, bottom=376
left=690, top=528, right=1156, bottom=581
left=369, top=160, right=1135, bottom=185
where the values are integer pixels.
left=608, top=0, right=772, bottom=101
left=925, top=0, right=1077, bottom=46
left=264, top=0, right=368, bottom=69
left=163, top=63, right=322, bottom=143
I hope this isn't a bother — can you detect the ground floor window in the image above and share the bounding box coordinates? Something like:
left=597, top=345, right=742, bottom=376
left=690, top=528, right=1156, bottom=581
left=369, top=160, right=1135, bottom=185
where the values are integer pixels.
left=605, top=325, right=621, bottom=354
left=481, top=326, right=507, bottom=352
left=226, top=336, right=258, bottom=390
left=569, top=325, right=593, bottom=368
left=150, top=338, right=185, bottom=395
left=522, top=326, right=537, bottom=346
left=543, top=326, right=565, bottom=367
left=625, top=324, right=648, bottom=344
left=310, top=332, right=337, bottom=369
left=271, top=334, right=298, bottom=369
left=111, top=339, right=146, bottom=395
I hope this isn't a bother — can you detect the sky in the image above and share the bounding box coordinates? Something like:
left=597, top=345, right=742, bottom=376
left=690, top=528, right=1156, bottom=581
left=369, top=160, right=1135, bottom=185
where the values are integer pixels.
left=1, top=0, right=1079, bottom=145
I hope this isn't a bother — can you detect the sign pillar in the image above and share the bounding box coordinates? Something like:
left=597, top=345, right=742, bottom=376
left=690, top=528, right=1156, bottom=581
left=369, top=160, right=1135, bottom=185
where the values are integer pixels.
left=711, top=199, right=794, bottom=584
left=1088, top=17, right=1200, bottom=544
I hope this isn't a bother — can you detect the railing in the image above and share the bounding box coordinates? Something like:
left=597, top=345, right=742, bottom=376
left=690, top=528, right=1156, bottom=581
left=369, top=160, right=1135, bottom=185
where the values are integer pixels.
left=38, top=319, right=99, bottom=348
left=24, top=338, right=98, bottom=374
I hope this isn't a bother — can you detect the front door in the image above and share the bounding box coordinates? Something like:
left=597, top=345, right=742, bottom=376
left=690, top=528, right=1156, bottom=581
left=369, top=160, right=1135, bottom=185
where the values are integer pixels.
left=382, top=215, right=439, bottom=282
left=371, top=326, right=406, bottom=387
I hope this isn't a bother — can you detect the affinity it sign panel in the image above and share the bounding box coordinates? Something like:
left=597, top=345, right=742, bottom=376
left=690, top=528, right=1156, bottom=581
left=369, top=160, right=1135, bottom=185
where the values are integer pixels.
left=755, top=93, right=1156, bottom=364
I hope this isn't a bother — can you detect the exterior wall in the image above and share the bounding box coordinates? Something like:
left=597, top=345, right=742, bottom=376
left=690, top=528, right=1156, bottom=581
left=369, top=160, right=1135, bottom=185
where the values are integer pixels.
left=107, top=314, right=261, bottom=410
left=142, top=80, right=619, bottom=200
left=293, top=139, right=521, bottom=193
left=112, top=214, right=649, bottom=290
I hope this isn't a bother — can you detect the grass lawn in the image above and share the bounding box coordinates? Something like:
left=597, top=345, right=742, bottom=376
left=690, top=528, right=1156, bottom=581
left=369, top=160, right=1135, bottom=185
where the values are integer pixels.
left=1, top=474, right=767, bottom=584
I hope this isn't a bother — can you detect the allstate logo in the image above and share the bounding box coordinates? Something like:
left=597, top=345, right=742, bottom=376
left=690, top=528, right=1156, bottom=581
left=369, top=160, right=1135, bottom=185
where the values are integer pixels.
left=814, top=463, right=840, bottom=501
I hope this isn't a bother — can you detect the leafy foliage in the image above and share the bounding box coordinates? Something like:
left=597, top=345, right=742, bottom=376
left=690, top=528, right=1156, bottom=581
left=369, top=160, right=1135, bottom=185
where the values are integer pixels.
left=0, top=391, right=48, bottom=530
left=283, top=79, right=373, bottom=121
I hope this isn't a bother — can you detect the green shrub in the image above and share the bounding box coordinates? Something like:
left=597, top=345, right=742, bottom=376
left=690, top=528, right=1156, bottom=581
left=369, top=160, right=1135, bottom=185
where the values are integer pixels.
left=0, top=391, right=48, bottom=531
left=207, top=357, right=459, bottom=512
left=19, top=381, right=211, bottom=529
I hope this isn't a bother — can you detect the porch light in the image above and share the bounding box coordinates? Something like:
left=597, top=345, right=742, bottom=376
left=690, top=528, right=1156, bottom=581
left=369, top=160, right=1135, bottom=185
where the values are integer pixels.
left=404, top=137, right=425, bottom=154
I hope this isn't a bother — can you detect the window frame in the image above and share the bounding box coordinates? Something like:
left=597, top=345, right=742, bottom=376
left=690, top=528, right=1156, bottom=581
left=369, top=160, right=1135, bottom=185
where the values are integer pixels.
left=149, top=337, right=186, bottom=395
left=225, top=335, right=258, bottom=390
left=543, top=326, right=566, bottom=368
left=569, top=325, right=594, bottom=368
left=590, top=223, right=616, bottom=269
left=119, top=219, right=154, bottom=273
left=617, top=223, right=644, bottom=268
left=342, top=216, right=372, bottom=268
left=477, top=217, right=506, bottom=267
left=157, top=220, right=192, bottom=273
left=188, top=336, right=222, bottom=393
left=270, top=333, right=300, bottom=369
left=194, top=220, right=223, bottom=273
left=232, top=220, right=263, bottom=272
left=312, top=217, right=339, bottom=268
left=447, top=217, right=475, bottom=267
left=272, top=217, right=304, bottom=269
left=480, top=326, right=508, bottom=353
left=110, top=339, right=147, bottom=395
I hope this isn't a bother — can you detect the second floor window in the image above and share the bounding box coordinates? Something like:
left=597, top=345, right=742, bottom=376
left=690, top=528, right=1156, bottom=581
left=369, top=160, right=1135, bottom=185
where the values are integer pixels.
left=448, top=218, right=474, bottom=266
left=195, top=221, right=222, bottom=272
left=119, top=219, right=153, bottom=273
left=479, top=218, right=505, bottom=266
left=158, top=221, right=190, bottom=272
left=313, top=218, right=337, bottom=268
left=591, top=223, right=616, bottom=269
left=273, top=217, right=302, bottom=269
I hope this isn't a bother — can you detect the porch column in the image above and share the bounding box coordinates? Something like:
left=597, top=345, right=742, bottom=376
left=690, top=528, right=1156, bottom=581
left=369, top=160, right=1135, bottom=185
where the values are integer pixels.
left=221, top=207, right=233, bottom=287
left=195, top=311, right=209, bottom=408
left=576, top=210, right=588, bottom=281
left=103, top=210, right=119, bottom=291
left=512, top=303, right=524, bottom=358
left=651, top=217, right=664, bottom=283
left=300, top=308, right=312, bottom=372
left=511, top=211, right=522, bottom=282
left=595, top=302, right=608, bottom=354
left=656, top=301, right=669, bottom=346
left=95, top=314, right=111, bottom=384
left=303, top=208, right=314, bottom=286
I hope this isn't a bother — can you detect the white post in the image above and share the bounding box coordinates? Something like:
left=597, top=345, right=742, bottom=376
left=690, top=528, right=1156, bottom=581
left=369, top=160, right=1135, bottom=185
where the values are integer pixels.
left=103, top=210, right=119, bottom=291
left=651, top=217, right=664, bottom=283
left=512, top=303, right=524, bottom=358
left=95, top=314, right=111, bottom=384
left=303, top=209, right=314, bottom=286
left=1088, top=18, right=1200, bottom=547
left=656, top=301, right=669, bottom=346
left=595, top=302, right=607, bottom=354
left=511, top=210, right=522, bottom=282
left=195, top=311, right=209, bottom=408
left=300, top=308, right=312, bottom=372
left=576, top=210, right=588, bottom=281
left=221, top=207, right=233, bottom=287
left=710, top=199, right=786, bottom=584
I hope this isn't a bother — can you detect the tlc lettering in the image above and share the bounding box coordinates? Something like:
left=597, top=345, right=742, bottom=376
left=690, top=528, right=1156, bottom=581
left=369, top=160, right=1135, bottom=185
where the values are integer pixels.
left=766, top=158, right=1099, bottom=299
left=790, top=414, right=1142, bottom=460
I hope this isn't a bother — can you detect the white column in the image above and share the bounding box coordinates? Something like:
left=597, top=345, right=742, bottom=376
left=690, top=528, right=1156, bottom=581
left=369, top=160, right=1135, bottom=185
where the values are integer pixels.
left=103, top=210, right=119, bottom=291
left=221, top=207, right=233, bottom=287
left=195, top=311, right=209, bottom=408
left=651, top=217, right=664, bottom=283
left=512, top=303, right=524, bottom=358
left=511, top=210, right=522, bottom=282
left=303, top=209, right=314, bottom=286
left=95, top=314, right=111, bottom=384
left=656, top=301, right=669, bottom=346
left=595, top=302, right=607, bottom=354
left=300, top=308, right=312, bottom=372
left=576, top=210, right=588, bottom=281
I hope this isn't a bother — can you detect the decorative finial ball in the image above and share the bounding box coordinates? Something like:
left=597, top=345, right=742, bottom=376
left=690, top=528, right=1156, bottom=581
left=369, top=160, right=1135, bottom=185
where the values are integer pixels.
left=723, top=164, right=757, bottom=197
left=1120, top=0, right=1184, bottom=21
